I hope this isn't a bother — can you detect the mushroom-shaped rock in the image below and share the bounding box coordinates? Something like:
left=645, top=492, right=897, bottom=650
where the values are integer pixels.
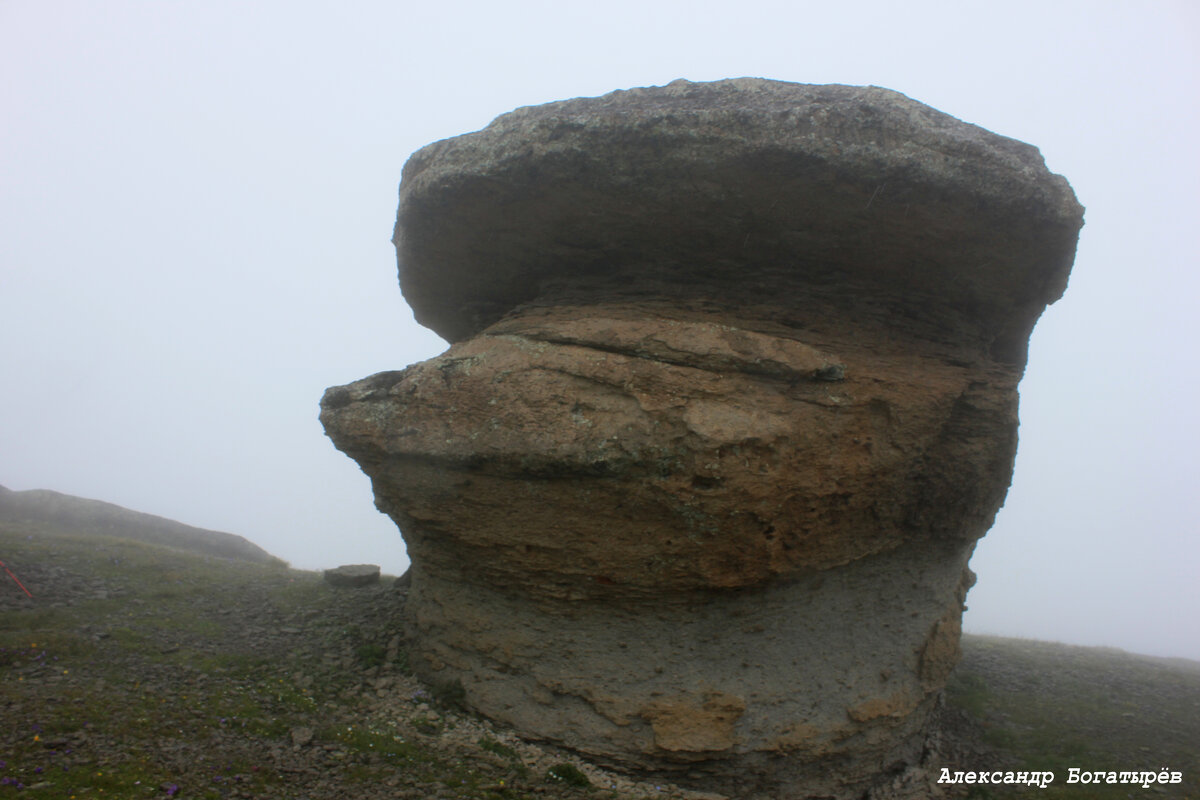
left=321, top=78, right=1082, bottom=799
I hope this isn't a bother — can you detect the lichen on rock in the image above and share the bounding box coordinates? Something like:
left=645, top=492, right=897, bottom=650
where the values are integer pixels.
left=320, top=78, right=1083, bottom=798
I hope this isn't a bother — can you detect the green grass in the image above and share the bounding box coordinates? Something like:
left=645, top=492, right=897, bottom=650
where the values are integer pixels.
left=323, top=723, right=422, bottom=767
left=546, top=762, right=591, bottom=788
left=945, top=671, right=990, bottom=717
left=0, top=527, right=344, bottom=796
left=944, top=636, right=1199, bottom=798
left=356, top=642, right=388, bottom=668
left=478, top=736, right=521, bottom=762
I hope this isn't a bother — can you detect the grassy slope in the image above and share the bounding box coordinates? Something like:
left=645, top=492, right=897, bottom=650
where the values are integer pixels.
left=2, top=521, right=1197, bottom=799
left=944, top=635, right=1200, bottom=798
left=0, top=523, right=669, bottom=800
left=0, top=485, right=283, bottom=566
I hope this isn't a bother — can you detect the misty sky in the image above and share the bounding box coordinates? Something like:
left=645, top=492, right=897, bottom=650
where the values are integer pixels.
left=2, top=1, right=1197, bottom=660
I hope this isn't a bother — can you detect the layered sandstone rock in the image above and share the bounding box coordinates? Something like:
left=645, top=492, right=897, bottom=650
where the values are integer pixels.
left=321, top=79, right=1082, bottom=798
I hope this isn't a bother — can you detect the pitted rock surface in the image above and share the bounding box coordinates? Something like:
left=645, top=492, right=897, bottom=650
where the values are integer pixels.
left=321, top=78, right=1082, bottom=799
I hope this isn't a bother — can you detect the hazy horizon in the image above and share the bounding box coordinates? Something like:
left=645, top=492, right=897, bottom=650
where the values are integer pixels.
left=3, top=1, right=1197, bottom=661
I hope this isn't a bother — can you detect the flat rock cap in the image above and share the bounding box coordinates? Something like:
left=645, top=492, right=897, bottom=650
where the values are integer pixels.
left=395, top=78, right=1083, bottom=353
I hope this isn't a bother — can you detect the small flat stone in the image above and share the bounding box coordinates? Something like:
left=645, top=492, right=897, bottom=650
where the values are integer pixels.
left=322, top=564, right=380, bottom=588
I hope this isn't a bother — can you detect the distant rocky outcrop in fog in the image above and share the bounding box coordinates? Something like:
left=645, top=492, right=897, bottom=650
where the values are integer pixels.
left=321, top=78, right=1083, bottom=798
left=0, top=484, right=282, bottom=565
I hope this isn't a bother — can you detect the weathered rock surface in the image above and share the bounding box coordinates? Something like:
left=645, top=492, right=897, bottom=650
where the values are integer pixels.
left=321, top=78, right=1082, bottom=798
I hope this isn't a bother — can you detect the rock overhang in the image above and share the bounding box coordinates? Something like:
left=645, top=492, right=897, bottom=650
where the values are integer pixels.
left=395, top=78, right=1084, bottom=357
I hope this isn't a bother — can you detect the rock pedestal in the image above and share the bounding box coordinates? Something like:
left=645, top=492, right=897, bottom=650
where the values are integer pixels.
left=321, top=79, right=1082, bottom=798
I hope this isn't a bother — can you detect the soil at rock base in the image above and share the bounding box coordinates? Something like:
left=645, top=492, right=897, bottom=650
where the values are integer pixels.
left=2, top=522, right=1197, bottom=800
